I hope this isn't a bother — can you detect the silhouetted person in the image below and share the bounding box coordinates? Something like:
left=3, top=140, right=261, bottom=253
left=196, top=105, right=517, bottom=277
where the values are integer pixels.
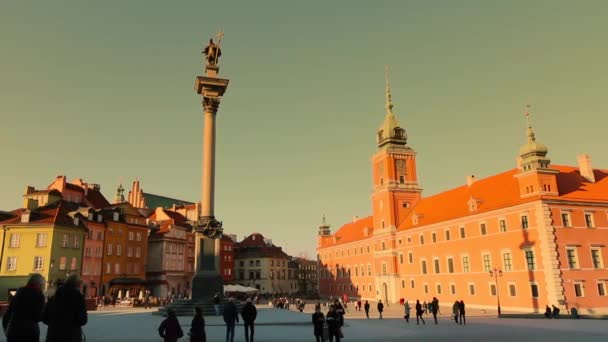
left=312, top=306, right=325, bottom=342
left=416, top=300, right=425, bottom=325
left=452, top=301, right=460, bottom=324
left=213, top=293, right=221, bottom=316
left=458, top=300, right=466, bottom=325
left=43, top=274, right=88, bottom=342
left=552, top=305, right=560, bottom=319
left=158, top=309, right=184, bottom=342
left=2, top=274, right=45, bottom=342
left=189, top=306, right=206, bottom=342
left=223, top=298, right=239, bottom=342
left=241, top=298, right=257, bottom=342
left=544, top=305, right=551, bottom=318
left=431, top=297, right=439, bottom=324
left=364, top=300, right=370, bottom=319
left=377, top=300, right=384, bottom=319
left=403, top=300, right=411, bottom=323
left=326, top=305, right=341, bottom=342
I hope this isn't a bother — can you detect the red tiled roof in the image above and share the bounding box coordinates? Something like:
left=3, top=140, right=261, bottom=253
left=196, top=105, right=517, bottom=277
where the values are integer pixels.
left=84, top=189, right=110, bottom=209
left=0, top=201, right=83, bottom=228
left=322, top=164, right=608, bottom=247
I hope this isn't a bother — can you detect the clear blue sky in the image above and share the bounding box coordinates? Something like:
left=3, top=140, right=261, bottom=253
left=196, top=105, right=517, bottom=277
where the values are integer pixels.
left=1, top=1, right=607, bottom=257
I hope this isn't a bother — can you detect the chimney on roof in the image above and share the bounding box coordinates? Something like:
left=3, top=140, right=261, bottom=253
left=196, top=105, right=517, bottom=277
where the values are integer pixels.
left=353, top=216, right=359, bottom=223
left=25, top=186, right=35, bottom=195
left=466, top=175, right=476, bottom=186
left=577, top=154, right=595, bottom=183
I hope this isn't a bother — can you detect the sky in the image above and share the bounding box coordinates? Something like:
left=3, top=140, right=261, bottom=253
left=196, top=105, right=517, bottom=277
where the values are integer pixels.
left=1, top=1, right=607, bottom=257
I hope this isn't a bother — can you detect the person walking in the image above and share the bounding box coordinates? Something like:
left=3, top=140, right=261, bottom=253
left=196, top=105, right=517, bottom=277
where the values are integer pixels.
left=423, top=301, right=428, bottom=316
left=326, top=305, right=342, bottom=342
left=2, top=274, right=45, bottom=342
left=544, top=305, right=551, bottom=318
left=415, top=300, right=425, bottom=325
left=241, top=298, right=257, bottom=342
left=403, top=300, right=411, bottom=323
left=223, top=298, right=239, bottom=342
left=364, top=300, right=370, bottom=319
left=431, top=297, right=439, bottom=324
left=158, top=309, right=184, bottom=342
left=312, top=305, right=325, bottom=342
left=377, top=300, right=384, bottom=319
left=458, top=300, right=466, bottom=325
left=357, top=300, right=362, bottom=312
left=144, top=290, right=151, bottom=309
left=189, top=306, right=206, bottom=342
left=213, top=293, right=221, bottom=316
left=452, top=301, right=460, bottom=324
left=42, top=273, right=88, bottom=342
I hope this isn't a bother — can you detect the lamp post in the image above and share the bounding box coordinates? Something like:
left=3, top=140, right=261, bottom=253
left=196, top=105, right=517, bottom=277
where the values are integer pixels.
left=489, top=267, right=503, bottom=316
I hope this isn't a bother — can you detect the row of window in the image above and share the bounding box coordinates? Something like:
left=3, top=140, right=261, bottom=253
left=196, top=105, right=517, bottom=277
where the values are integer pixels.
left=104, top=262, right=140, bottom=275
left=8, top=233, right=80, bottom=249
left=565, top=246, right=605, bottom=269
left=560, top=211, right=596, bottom=228
left=416, top=250, right=537, bottom=274
left=106, top=244, right=142, bottom=258
left=5, top=255, right=77, bottom=272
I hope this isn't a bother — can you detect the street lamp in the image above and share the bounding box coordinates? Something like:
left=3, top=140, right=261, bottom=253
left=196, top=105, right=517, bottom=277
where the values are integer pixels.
left=489, top=267, right=503, bottom=316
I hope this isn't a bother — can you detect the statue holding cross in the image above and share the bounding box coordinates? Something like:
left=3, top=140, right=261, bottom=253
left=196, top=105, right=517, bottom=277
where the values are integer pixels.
left=203, top=29, right=224, bottom=66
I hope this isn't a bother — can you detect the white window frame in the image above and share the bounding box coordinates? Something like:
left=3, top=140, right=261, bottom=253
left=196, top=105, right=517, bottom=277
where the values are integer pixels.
left=7, top=256, right=17, bottom=271
left=462, top=255, right=470, bottom=273
left=447, top=256, right=455, bottom=274
left=59, top=256, right=67, bottom=270
left=597, top=281, right=606, bottom=297
left=459, top=226, right=466, bottom=238
left=433, top=257, right=441, bottom=274
left=560, top=211, right=571, bottom=227
left=35, top=233, right=47, bottom=247
left=482, top=253, right=492, bottom=273
left=584, top=212, right=595, bottom=228
left=524, top=248, right=536, bottom=271
left=107, top=244, right=113, bottom=256
left=502, top=250, right=513, bottom=271
left=116, top=244, right=122, bottom=256
left=9, top=234, right=20, bottom=248
left=574, top=281, right=585, bottom=297
left=590, top=247, right=604, bottom=269
left=468, top=282, right=476, bottom=296
left=566, top=247, right=580, bottom=269
left=499, top=218, right=507, bottom=232
left=420, top=258, right=428, bottom=275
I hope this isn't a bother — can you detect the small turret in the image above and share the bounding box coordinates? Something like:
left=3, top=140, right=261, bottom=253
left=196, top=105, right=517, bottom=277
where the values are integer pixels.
left=318, top=213, right=331, bottom=236
left=114, top=184, right=125, bottom=204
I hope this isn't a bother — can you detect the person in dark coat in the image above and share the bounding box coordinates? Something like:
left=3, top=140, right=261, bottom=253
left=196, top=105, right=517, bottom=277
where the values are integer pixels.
left=377, top=300, right=384, bottom=319
left=431, top=297, right=439, bottom=324
left=363, top=300, right=370, bottom=319
left=458, top=300, right=466, bottom=325
left=415, top=300, right=426, bottom=325
left=189, top=306, right=206, bottom=342
left=2, top=273, right=46, bottom=342
left=326, top=305, right=341, bottom=342
left=551, top=305, right=560, bottom=319
left=158, top=309, right=183, bottom=342
left=223, top=298, right=239, bottom=342
left=42, top=273, right=87, bottom=342
left=544, top=305, right=551, bottom=318
left=312, top=306, right=325, bottom=342
left=241, top=298, right=257, bottom=342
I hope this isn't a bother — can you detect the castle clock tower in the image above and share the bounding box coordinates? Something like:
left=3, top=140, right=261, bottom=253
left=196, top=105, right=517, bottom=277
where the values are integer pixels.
left=371, top=68, right=422, bottom=230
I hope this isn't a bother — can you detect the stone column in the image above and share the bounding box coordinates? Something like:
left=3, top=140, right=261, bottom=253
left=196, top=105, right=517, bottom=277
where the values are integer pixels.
left=201, top=97, right=220, bottom=219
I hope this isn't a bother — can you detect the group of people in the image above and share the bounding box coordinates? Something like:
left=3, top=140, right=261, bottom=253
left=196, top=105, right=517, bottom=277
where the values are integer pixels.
left=544, top=305, right=561, bottom=319
left=312, top=299, right=345, bottom=342
left=2, top=273, right=88, bottom=342
left=159, top=297, right=258, bottom=342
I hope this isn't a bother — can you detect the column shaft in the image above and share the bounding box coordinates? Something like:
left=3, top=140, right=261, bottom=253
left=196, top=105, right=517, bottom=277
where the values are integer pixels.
left=201, top=101, right=217, bottom=218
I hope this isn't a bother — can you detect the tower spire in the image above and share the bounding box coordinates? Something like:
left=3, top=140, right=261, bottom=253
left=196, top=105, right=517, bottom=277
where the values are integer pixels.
left=525, top=104, right=536, bottom=143
left=385, top=65, right=394, bottom=116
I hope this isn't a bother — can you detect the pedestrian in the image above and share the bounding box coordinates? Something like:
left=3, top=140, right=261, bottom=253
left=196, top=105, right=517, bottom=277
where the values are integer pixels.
left=241, top=298, right=257, bottom=342
left=403, top=300, right=411, bottom=323
left=158, top=309, right=184, bottom=342
left=357, top=300, right=362, bottom=312
left=377, top=300, right=384, bottom=319
left=364, top=300, right=370, bottom=319
left=415, top=300, right=425, bottom=325
left=189, top=306, right=206, bottom=342
left=144, top=290, right=151, bottom=309
left=544, top=305, right=551, bottom=318
left=223, top=298, right=239, bottom=342
left=423, top=301, right=428, bottom=316
left=326, top=305, right=342, bottom=342
left=1, top=273, right=46, bottom=342
left=431, top=297, right=439, bottom=324
left=312, top=305, right=325, bottom=342
left=42, top=273, right=88, bottom=342
left=452, top=301, right=460, bottom=324
left=458, top=300, right=466, bottom=325
left=213, top=293, right=221, bottom=316
left=551, top=305, right=560, bottom=319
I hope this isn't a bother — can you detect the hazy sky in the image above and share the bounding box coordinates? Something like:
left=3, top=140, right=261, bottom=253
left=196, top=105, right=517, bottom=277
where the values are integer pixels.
left=1, top=1, right=606, bottom=257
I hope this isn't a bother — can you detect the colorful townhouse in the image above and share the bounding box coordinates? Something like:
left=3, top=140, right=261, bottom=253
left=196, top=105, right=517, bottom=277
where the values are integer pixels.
left=0, top=192, right=87, bottom=299
left=317, top=77, right=608, bottom=314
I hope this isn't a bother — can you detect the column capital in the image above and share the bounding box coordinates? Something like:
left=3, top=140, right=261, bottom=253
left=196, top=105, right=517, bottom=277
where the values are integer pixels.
left=203, top=97, right=221, bottom=113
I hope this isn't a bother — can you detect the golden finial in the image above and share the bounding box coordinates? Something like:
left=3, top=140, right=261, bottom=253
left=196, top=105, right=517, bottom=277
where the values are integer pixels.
left=524, top=104, right=536, bottom=142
